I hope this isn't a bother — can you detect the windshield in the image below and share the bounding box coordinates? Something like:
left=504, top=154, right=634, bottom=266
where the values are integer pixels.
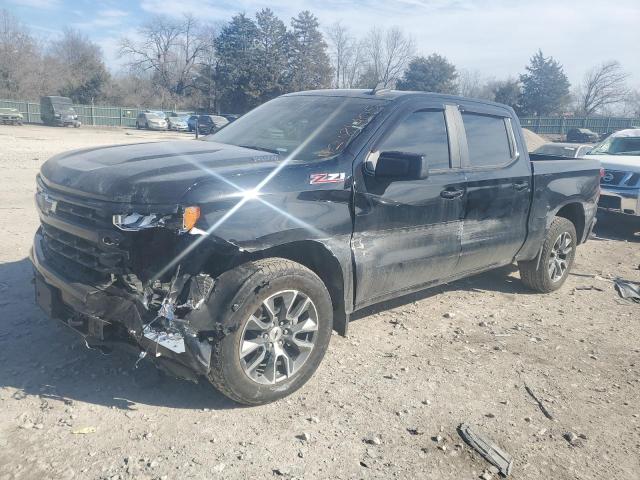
left=208, top=95, right=387, bottom=160
left=53, top=103, right=75, bottom=114
left=588, top=137, right=640, bottom=156
left=534, top=144, right=579, bottom=157
left=146, top=113, right=164, bottom=120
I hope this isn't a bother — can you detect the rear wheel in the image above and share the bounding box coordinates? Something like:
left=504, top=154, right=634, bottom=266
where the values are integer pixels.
left=519, top=217, right=577, bottom=292
left=207, top=258, right=333, bottom=405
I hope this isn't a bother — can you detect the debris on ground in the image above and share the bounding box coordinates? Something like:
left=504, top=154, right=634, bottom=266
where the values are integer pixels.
left=524, top=383, right=554, bottom=420
left=573, top=285, right=604, bottom=292
left=614, top=279, right=640, bottom=303
left=458, top=423, right=513, bottom=476
left=71, top=426, right=97, bottom=434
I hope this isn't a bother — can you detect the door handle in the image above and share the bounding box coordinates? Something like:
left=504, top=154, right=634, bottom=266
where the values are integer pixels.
left=440, top=188, right=465, bottom=199
left=513, top=181, right=529, bottom=191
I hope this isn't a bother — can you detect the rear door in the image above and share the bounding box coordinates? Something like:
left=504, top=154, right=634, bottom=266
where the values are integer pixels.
left=454, top=105, right=532, bottom=274
left=352, top=102, right=466, bottom=307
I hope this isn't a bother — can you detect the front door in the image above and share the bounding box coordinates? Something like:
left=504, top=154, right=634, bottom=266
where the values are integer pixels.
left=352, top=104, right=466, bottom=308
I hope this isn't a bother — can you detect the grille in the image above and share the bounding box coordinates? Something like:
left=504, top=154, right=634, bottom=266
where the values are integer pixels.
left=600, top=170, right=626, bottom=186
left=600, top=169, right=640, bottom=187
left=41, top=224, right=126, bottom=272
left=37, top=183, right=129, bottom=280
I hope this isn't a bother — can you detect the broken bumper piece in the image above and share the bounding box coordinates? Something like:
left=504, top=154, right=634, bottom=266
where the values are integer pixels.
left=30, top=230, right=213, bottom=381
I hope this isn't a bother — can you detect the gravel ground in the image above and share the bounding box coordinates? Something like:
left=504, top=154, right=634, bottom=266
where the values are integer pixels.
left=0, top=124, right=639, bottom=480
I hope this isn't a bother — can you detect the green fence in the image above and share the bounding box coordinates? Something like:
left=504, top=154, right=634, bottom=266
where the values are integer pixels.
left=0, top=99, right=168, bottom=128
left=520, top=116, right=640, bottom=135
left=3, top=97, right=640, bottom=134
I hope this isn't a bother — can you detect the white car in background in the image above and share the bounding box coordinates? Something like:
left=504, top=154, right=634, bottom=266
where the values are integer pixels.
left=533, top=143, right=593, bottom=158
left=586, top=129, right=640, bottom=221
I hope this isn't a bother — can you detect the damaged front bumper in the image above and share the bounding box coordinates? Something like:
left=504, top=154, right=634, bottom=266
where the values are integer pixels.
left=30, top=230, right=215, bottom=381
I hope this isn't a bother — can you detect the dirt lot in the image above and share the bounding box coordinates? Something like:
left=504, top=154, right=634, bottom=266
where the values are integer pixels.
left=0, top=124, right=639, bottom=480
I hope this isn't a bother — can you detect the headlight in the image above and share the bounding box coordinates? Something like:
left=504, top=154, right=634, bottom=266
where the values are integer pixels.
left=113, top=213, right=168, bottom=231
left=112, top=206, right=200, bottom=233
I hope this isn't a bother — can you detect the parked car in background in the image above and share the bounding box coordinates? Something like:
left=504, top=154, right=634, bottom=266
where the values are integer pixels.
left=197, top=114, right=229, bottom=135
left=0, top=107, right=23, bottom=125
left=533, top=143, right=592, bottom=158
left=567, top=128, right=599, bottom=143
left=40, top=96, right=81, bottom=128
left=136, top=112, right=167, bottom=130
left=586, top=128, right=640, bottom=221
left=168, top=115, right=190, bottom=132
left=31, top=89, right=600, bottom=405
left=221, top=114, right=240, bottom=123
left=187, top=115, right=199, bottom=132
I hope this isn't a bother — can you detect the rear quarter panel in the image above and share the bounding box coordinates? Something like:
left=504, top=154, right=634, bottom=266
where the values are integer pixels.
left=516, top=158, right=600, bottom=261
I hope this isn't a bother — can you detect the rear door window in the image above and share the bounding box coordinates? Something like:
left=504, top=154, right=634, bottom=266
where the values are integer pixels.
left=379, top=110, right=450, bottom=170
left=462, top=113, right=512, bottom=167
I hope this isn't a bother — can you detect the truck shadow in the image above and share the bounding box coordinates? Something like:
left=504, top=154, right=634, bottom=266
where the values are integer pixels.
left=0, top=257, right=239, bottom=411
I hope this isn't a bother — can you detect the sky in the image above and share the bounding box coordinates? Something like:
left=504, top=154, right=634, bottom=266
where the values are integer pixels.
left=3, top=0, right=640, bottom=87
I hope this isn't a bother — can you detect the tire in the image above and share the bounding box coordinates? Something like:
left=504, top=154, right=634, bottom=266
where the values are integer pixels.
left=207, top=258, right=333, bottom=405
left=519, top=217, right=577, bottom=293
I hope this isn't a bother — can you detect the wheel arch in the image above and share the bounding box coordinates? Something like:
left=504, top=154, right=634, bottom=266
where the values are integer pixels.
left=193, top=238, right=351, bottom=336
left=249, top=241, right=350, bottom=336
left=554, top=202, right=586, bottom=244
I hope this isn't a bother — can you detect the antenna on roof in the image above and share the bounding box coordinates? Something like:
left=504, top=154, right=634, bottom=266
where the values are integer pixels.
left=368, top=82, right=390, bottom=95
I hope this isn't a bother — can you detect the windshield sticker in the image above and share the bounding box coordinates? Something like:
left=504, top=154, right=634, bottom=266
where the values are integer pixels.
left=310, top=173, right=346, bottom=185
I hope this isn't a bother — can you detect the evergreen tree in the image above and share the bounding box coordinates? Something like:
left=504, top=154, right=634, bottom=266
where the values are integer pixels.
left=254, top=8, right=290, bottom=102
left=289, top=11, right=332, bottom=91
left=214, top=13, right=259, bottom=113
left=519, top=50, right=570, bottom=116
left=397, top=54, right=457, bottom=94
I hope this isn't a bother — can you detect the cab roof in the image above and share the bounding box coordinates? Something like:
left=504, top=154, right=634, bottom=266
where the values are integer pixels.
left=285, top=88, right=514, bottom=111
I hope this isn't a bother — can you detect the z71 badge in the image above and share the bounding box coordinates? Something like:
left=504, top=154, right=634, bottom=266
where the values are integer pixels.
left=309, top=172, right=346, bottom=184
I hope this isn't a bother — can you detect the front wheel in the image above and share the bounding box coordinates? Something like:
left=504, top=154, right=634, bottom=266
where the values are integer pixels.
left=207, top=258, right=333, bottom=405
left=519, top=217, right=577, bottom=292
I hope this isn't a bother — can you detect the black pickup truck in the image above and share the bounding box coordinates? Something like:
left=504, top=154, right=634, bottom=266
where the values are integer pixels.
left=31, top=89, right=600, bottom=404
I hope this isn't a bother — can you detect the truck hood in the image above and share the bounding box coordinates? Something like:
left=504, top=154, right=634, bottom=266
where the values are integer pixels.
left=40, top=140, right=280, bottom=204
left=586, top=154, right=640, bottom=173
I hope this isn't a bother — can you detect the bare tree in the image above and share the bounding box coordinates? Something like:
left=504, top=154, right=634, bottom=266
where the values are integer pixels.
left=326, top=22, right=366, bottom=89
left=576, top=61, right=630, bottom=116
left=620, top=89, right=640, bottom=117
left=120, top=14, right=212, bottom=105
left=47, top=29, right=109, bottom=103
left=0, top=9, right=51, bottom=99
left=458, top=69, right=485, bottom=98
left=361, top=26, right=414, bottom=88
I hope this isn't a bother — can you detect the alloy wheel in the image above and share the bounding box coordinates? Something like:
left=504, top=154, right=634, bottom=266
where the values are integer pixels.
left=239, top=290, right=318, bottom=385
left=548, top=232, right=572, bottom=282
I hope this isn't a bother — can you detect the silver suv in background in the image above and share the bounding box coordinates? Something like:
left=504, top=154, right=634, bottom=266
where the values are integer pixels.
left=587, top=129, right=640, bottom=222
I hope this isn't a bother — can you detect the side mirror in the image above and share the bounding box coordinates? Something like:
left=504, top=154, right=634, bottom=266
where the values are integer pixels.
left=374, top=151, right=428, bottom=180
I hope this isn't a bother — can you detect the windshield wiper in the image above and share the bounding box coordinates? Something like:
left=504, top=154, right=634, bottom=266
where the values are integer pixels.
left=238, top=144, right=281, bottom=155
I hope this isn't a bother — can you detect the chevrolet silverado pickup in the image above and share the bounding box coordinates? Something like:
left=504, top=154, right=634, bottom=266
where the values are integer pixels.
left=31, top=89, right=601, bottom=405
